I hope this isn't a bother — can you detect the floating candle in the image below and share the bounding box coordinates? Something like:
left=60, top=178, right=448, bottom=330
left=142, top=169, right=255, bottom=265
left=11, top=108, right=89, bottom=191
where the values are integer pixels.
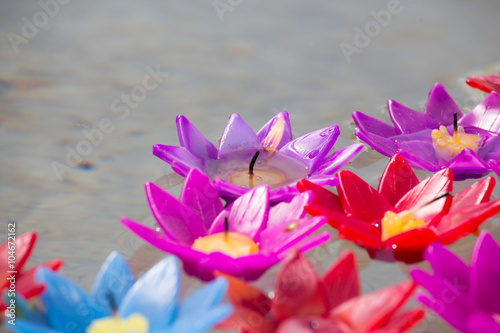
left=381, top=210, right=426, bottom=241
left=192, top=218, right=259, bottom=258
left=87, top=314, right=148, bottom=333
left=431, top=113, right=481, bottom=161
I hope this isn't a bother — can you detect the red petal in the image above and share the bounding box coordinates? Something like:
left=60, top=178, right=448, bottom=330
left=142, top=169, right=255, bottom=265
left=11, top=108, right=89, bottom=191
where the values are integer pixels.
left=331, top=281, right=417, bottom=332
left=297, top=179, right=343, bottom=213
left=435, top=199, right=500, bottom=244
left=371, top=308, right=425, bottom=333
left=466, top=74, right=500, bottom=94
left=337, top=170, right=395, bottom=222
left=383, top=228, right=437, bottom=251
left=377, top=154, right=419, bottom=206
left=215, top=272, right=271, bottom=316
left=217, top=307, right=275, bottom=333
left=321, top=251, right=360, bottom=310
left=449, top=176, right=495, bottom=213
left=395, top=168, right=453, bottom=222
left=271, top=249, right=327, bottom=321
left=276, top=316, right=347, bottom=333
left=0, top=231, right=36, bottom=289
left=17, top=259, right=63, bottom=298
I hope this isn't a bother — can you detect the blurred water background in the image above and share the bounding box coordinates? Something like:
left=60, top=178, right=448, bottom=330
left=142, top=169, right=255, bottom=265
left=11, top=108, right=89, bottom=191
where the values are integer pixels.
left=1, top=1, right=500, bottom=332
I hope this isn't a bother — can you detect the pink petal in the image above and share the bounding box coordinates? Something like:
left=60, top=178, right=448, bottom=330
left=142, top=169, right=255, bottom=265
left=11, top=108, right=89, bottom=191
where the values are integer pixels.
left=297, top=179, right=344, bottom=213
left=388, top=99, right=439, bottom=134
left=218, top=307, right=275, bottom=333
left=377, top=154, right=419, bottom=206
left=434, top=200, right=500, bottom=244
left=271, top=249, right=327, bottom=321
left=279, top=125, right=340, bottom=173
left=179, top=168, right=223, bottom=230
left=321, top=251, right=360, bottom=310
left=176, top=115, right=217, bottom=161
left=256, top=111, right=293, bottom=150
left=228, top=185, right=269, bottom=240
left=371, top=308, right=425, bottom=333
left=267, top=191, right=313, bottom=227
left=459, top=92, right=500, bottom=133
left=218, top=113, right=260, bottom=158
left=424, top=83, right=463, bottom=125
left=0, top=231, right=36, bottom=289
left=331, top=281, right=417, bottom=332
left=449, top=176, right=495, bottom=213
left=337, top=170, right=395, bottom=222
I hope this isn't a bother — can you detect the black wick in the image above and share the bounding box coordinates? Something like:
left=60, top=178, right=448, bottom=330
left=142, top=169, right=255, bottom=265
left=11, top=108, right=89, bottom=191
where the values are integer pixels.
left=453, top=112, right=458, bottom=133
left=249, top=151, right=260, bottom=176
left=424, top=192, right=451, bottom=207
left=224, top=217, right=229, bottom=241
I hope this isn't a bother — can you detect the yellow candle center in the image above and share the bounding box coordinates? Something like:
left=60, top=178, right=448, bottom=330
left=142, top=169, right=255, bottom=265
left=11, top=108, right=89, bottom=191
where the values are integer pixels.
left=431, top=125, right=481, bottom=161
left=87, top=314, right=148, bottom=333
left=228, top=166, right=287, bottom=188
left=381, top=210, right=426, bottom=241
left=192, top=232, right=259, bottom=258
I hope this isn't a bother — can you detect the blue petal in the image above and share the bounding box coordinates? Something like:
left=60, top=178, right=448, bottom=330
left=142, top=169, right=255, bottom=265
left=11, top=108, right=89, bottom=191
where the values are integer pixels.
left=90, top=251, right=135, bottom=311
left=118, top=256, right=180, bottom=331
left=5, top=319, right=59, bottom=333
left=164, top=304, right=233, bottom=333
left=4, top=294, right=47, bottom=325
left=36, top=267, right=109, bottom=331
left=175, top=278, right=228, bottom=319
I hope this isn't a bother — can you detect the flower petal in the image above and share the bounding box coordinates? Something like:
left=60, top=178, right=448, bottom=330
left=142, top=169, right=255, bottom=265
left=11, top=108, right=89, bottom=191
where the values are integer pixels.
left=313, top=143, right=364, bottom=176
left=279, top=125, right=339, bottom=173
left=337, top=170, right=395, bottom=222
left=176, top=115, right=217, bottom=161
left=215, top=272, right=271, bottom=316
left=388, top=99, right=439, bottom=134
left=434, top=200, right=500, bottom=244
left=371, top=308, right=425, bottom=333
left=36, top=267, right=108, bottom=330
left=6, top=320, right=58, bottom=333
left=424, top=83, right=463, bottom=125
left=377, top=153, right=419, bottom=206
left=119, top=256, right=181, bottom=330
left=352, top=111, right=396, bottom=137
left=217, top=306, right=275, bottom=333
left=152, top=144, right=207, bottom=177
left=355, top=128, right=398, bottom=157
left=331, top=281, right=416, bottom=332
left=383, top=228, right=437, bottom=253
left=459, top=92, right=500, bottom=132
left=0, top=231, right=36, bottom=289
left=449, top=176, right=495, bottom=213
left=321, top=251, right=360, bottom=310
left=90, top=251, right=135, bottom=311
left=466, top=74, right=500, bottom=94
left=218, top=113, right=260, bottom=158
left=397, top=144, right=441, bottom=172
left=444, top=149, right=491, bottom=180
left=466, top=312, right=500, bottom=333
left=470, top=231, right=500, bottom=314
left=256, top=111, right=293, bottom=150
left=166, top=304, right=233, bottom=333
left=297, top=179, right=344, bottom=213
left=271, top=249, right=327, bottom=321
left=13, top=259, right=63, bottom=301
left=211, top=178, right=249, bottom=201
left=227, top=185, right=269, bottom=240
left=267, top=191, right=313, bottom=227
left=276, top=316, right=346, bottom=333
left=145, top=182, right=207, bottom=245
left=179, top=168, right=223, bottom=230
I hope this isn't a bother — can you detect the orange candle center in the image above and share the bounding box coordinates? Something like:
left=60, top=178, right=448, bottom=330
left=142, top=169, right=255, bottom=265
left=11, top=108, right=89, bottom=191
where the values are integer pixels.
left=381, top=210, right=426, bottom=241
left=192, top=232, right=259, bottom=258
left=431, top=125, right=481, bottom=161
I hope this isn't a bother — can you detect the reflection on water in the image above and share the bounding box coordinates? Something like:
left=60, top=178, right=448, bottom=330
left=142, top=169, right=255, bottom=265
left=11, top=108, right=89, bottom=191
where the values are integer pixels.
left=1, top=0, right=500, bottom=332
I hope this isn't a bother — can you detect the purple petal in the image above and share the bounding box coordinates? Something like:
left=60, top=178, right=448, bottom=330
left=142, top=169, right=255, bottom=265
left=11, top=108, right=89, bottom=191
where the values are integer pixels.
left=269, top=185, right=301, bottom=203
left=388, top=99, right=439, bottom=134
left=153, top=144, right=206, bottom=177
left=314, top=143, right=364, bottom=176
left=470, top=231, right=500, bottom=314
left=211, top=178, right=249, bottom=201
left=179, top=169, right=223, bottom=230
left=218, top=114, right=260, bottom=158
left=121, top=217, right=204, bottom=263
left=176, top=115, right=217, bottom=161
left=259, top=216, right=326, bottom=254
left=444, top=149, right=491, bottom=178
left=396, top=141, right=441, bottom=171
left=303, top=175, right=339, bottom=187
left=424, top=243, right=470, bottom=294
left=352, top=111, right=396, bottom=137
left=145, top=182, right=207, bottom=245
left=228, top=185, right=269, bottom=240
left=355, top=128, right=397, bottom=157
left=279, top=124, right=339, bottom=172
left=424, top=83, right=463, bottom=125
left=256, top=111, right=293, bottom=149
left=459, top=92, right=500, bottom=133
left=267, top=191, right=313, bottom=227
